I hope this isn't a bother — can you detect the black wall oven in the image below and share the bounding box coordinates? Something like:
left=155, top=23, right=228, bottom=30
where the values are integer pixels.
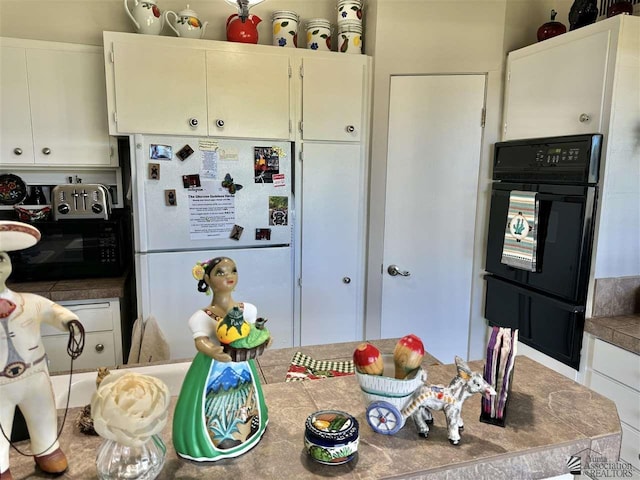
left=484, top=134, right=602, bottom=370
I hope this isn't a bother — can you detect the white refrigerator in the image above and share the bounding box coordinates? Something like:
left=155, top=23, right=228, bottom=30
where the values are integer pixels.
left=131, top=134, right=294, bottom=359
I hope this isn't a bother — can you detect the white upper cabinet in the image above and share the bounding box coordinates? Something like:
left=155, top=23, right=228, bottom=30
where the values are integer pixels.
left=0, top=46, right=34, bottom=165
left=104, top=32, right=291, bottom=139
left=0, top=39, right=113, bottom=167
left=206, top=51, right=291, bottom=140
left=110, top=42, right=208, bottom=136
left=301, top=55, right=366, bottom=142
left=503, top=30, right=609, bottom=140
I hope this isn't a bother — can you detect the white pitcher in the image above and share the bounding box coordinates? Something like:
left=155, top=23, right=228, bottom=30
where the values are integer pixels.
left=165, top=5, right=208, bottom=39
left=124, top=0, right=164, bottom=35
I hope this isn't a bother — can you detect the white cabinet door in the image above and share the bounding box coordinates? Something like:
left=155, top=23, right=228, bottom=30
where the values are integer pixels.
left=206, top=50, right=290, bottom=140
left=27, top=48, right=111, bottom=166
left=0, top=46, right=34, bottom=165
left=300, top=142, right=364, bottom=345
left=112, top=42, right=208, bottom=135
left=503, top=30, right=610, bottom=140
left=301, top=56, right=365, bottom=141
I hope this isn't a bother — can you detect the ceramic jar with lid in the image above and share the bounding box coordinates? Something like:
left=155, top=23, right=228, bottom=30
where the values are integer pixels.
left=304, top=410, right=359, bottom=465
left=337, top=0, right=363, bottom=23
left=337, top=20, right=362, bottom=54
left=272, top=10, right=299, bottom=47
left=306, top=18, right=332, bottom=51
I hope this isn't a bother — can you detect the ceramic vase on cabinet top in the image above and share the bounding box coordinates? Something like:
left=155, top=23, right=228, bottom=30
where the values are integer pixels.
left=306, top=19, right=332, bottom=51
left=337, top=0, right=363, bottom=23
left=568, top=0, right=598, bottom=30
left=165, top=5, right=208, bottom=38
left=124, top=0, right=165, bottom=35
left=337, top=20, right=362, bottom=54
left=537, top=10, right=567, bottom=42
left=272, top=10, right=299, bottom=47
left=607, top=1, right=634, bottom=17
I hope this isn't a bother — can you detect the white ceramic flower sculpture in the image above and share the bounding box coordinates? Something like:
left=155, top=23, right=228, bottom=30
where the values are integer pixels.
left=91, top=372, right=171, bottom=447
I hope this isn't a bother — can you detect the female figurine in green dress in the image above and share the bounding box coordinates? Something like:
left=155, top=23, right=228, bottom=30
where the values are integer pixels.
left=172, top=257, right=270, bottom=461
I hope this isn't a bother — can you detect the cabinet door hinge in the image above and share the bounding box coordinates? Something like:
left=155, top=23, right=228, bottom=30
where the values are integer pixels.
left=289, top=119, right=292, bottom=133
left=288, top=64, right=292, bottom=78
left=113, top=111, right=117, bottom=124
left=109, top=48, right=115, bottom=64
left=503, top=123, right=508, bottom=136
left=297, top=277, right=302, bottom=287
left=299, top=121, right=303, bottom=133
left=299, top=150, right=304, bottom=161
left=481, top=108, right=486, bottom=128
left=507, top=70, right=511, bottom=83
left=299, top=65, right=304, bottom=77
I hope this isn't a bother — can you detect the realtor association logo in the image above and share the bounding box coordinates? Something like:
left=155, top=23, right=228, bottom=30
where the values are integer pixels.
left=567, top=448, right=634, bottom=479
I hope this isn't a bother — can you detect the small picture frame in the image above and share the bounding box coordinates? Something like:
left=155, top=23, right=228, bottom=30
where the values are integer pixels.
left=176, top=144, right=195, bottom=161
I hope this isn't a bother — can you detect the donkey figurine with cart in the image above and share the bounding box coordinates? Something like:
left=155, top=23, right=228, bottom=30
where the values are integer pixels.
left=358, top=355, right=495, bottom=445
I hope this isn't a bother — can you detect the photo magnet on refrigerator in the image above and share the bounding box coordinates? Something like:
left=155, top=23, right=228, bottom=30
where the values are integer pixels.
left=149, top=163, right=160, bottom=180
left=269, top=196, right=288, bottom=226
left=255, top=228, right=271, bottom=241
left=230, top=225, right=244, bottom=241
left=150, top=144, right=173, bottom=160
left=182, top=174, right=201, bottom=188
left=165, top=189, right=177, bottom=206
left=176, top=144, right=195, bottom=161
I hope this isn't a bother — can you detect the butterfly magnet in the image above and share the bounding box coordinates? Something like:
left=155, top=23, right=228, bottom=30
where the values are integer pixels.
left=222, top=173, right=243, bottom=195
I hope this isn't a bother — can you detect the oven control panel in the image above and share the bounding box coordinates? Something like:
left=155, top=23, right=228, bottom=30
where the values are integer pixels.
left=493, top=134, right=602, bottom=184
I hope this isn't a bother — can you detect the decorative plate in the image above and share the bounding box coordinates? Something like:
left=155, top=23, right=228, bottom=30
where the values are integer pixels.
left=0, top=174, right=28, bottom=205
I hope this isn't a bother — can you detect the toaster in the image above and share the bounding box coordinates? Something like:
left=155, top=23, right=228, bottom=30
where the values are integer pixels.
left=52, top=184, right=111, bottom=220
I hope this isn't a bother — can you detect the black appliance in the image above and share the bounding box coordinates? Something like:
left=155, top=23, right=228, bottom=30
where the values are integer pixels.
left=7, top=208, right=132, bottom=282
left=484, top=134, right=602, bottom=370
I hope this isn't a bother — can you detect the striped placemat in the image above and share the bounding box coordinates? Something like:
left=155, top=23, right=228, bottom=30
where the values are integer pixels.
left=501, top=191, right=538, bottom=272
left=285, top=352, right=355, bottom=382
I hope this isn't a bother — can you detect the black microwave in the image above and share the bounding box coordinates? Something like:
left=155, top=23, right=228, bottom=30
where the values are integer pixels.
left=7, top=209, right=132, bottom=282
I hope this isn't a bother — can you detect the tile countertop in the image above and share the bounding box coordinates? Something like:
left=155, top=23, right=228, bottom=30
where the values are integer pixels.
left=8, top=340, right=622, bottom=480
left=585, top=314, right=640, bottom=355
left=6, top=276, right=127, bottom=302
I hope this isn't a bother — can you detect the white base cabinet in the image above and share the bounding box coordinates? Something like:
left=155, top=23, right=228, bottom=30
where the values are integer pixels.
left=583, top=334, right=640, bottom=471
left=41, top=299, right=122, bottom=373
left=0, top=37, right=114, bottom=168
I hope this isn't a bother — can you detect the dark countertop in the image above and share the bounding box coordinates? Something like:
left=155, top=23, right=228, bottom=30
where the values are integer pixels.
left=7, top=275, right=127, bottom=302
left=8, top=340, right=622, bottom=479
left=585, top=314, right=640, bottom=355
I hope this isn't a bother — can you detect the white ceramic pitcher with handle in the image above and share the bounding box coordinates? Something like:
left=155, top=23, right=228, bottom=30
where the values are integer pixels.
left=124, top=0, right=164, bottom=35
left=165, top=5, right=208, bottom=38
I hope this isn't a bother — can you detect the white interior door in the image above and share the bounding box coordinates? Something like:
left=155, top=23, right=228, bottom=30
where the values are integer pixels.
left=381, top=75, right=485, bottom=363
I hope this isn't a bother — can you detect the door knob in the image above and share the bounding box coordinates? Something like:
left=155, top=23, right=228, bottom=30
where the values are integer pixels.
left=13, top=148, right=22, bottom=155
left=387, top=265, right=410, bottom=277
left=188, top=117, right=199, bottom=127
left=42, top=147, right=51, bottom=155
left=579, top=113, right=591, bottom=123
left=343, top=277, right=351, bottom=284
left=95, top=343, right=105, bottom=352
left=216, top=119, right=225, bottom=128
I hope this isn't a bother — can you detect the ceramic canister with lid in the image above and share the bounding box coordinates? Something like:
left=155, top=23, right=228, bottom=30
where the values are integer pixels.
left=337, top=0, right=363, bottom=23
left=272, top=10, right=299, bottom=47
left=337, top=20, right=362, bottom=54
left=304, top=410, right=359, bottom=465
left=306, top=18, right=332, bottom=51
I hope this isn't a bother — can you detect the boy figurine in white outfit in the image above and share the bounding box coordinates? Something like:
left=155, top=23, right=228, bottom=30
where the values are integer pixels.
left=0, top=222, right=83, bottom=480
